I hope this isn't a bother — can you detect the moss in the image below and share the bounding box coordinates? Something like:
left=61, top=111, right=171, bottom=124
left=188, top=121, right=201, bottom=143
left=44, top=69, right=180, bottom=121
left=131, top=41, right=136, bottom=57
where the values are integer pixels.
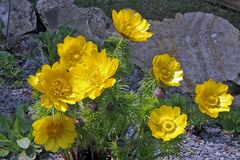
left=74, top=0, right=240, bottom=29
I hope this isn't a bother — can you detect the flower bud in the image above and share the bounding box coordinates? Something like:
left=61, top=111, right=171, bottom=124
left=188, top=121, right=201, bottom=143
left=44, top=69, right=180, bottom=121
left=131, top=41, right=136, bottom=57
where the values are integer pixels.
left=153, top=87, right=165, bottom=98
left=107, top=102, right=116, bottom=112
left=116, top=138, right=125, bottom=148
left=75, top=117, right=85, bottom=127
left=88, top=101, right=98, bottom=112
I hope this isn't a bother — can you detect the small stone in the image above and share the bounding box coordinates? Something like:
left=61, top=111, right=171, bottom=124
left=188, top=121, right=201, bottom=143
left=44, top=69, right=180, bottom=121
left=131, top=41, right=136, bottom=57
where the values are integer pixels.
left=184, top=152, right=191, bottom=157
left=125, top=124, right=137, bottom=141
left=208, top=142, right=214, bottom=147
left=215, top=152, right=221, bottom=156
left=236, top=152, right=240, bottom=157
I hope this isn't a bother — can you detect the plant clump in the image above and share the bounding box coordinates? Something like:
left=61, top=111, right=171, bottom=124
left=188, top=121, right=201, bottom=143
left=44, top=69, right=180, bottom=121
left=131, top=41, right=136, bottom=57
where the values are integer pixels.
left=0, top=8, right=237, bottom=160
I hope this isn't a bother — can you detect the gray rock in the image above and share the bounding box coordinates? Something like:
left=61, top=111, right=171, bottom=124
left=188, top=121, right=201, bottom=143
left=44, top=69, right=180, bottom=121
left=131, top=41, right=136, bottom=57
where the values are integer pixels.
left=36, top=0, right=112, bottom=45
left=0, top=0, right=36, bottom=39
left=232, top=95, right=240, bottom=107
left=128, top=12, right=240, bottom=92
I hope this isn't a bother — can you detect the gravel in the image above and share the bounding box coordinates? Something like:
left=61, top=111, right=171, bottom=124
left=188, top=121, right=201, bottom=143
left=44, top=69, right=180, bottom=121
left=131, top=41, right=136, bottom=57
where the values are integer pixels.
left=163, top=125, right=240, bottom=160
left=179, top=124, right=240, bottom=160
left=0, top=34, right=43, bottom=116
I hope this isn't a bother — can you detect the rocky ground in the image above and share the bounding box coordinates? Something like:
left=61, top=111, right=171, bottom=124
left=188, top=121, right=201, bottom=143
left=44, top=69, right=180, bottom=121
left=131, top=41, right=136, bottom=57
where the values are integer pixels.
left=0, top=34, right=42, bottom=116
left=181, top=124, right=240, bottom=160
left=1, top=0, right=240, bottom=159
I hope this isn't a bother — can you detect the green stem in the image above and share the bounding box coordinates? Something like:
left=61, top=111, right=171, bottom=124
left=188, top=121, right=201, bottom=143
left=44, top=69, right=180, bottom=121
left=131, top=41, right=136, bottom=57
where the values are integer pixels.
left=52, top=108, right=55, bottom=120
left=113, top=38, right=124, bottom=57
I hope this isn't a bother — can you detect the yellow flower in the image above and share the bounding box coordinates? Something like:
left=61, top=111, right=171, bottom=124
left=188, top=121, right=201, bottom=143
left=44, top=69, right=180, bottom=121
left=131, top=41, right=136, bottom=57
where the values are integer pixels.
left=148, top=105, right=187, bottom=141
left=112, top=9, right=153, bottom=42
left=32, top=113, right=77, bottom=152
left=57, top=35, right=97, bottom=69
left=27, top=62, right=79, bottom=112
left=70, top=49, right=119, bottom=100
left=195, top=79, right=233, bottom=118
left=152, top=54, right=184, bottom=86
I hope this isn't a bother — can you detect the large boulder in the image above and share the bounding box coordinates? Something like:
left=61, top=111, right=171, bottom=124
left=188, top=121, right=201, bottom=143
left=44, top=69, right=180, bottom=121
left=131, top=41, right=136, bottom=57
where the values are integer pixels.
left=129, top=12, right=240, bottom=92
left=0, top=0, right=36, bottom=39
left=36, top=0, right=112, bottom=45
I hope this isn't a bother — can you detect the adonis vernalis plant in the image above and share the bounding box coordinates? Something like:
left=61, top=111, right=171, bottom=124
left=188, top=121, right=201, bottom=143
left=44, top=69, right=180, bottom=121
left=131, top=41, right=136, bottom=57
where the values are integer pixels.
left=70, top=49, right=119, bottom=100
left=195, top=79, right=233, bottom=118
left=152, top=53, right=184, bottom=87
left=112, top=9, right=153, bottom=42
left=27, top=62, right=80, bottom=112
left=148, top=105, right=187, bottom=141
left=32, top=113, right=77, bottom=152
left=57, top=35, right=98, bottom=70
left=23, top=8, right=235, bottom=160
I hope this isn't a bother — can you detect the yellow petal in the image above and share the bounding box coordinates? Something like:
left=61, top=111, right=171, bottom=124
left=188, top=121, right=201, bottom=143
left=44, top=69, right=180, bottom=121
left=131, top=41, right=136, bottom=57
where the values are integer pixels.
left=173, top=107, right=181, bottom=118
left=159, top=105, right=175, bottom=120
left=54, top=101, right=68, bottom=112
left=148, top=120, right=165, bottom=139
left=32, top=118, right=47, bottom=130
left=104, top=78, right=116, bottom=88
left=88, top=87, right=103, bottom=99
left=44, top=138, right=55, bottom=152
left=112, top=10, right=120, bottom=31
left=56, top=134, right=69, bottom=149
left=34, top=131, right=48, bottom=144
left=40, top=94, right=52, bottom=108
left=175, top=114, right=187, bottom=127
left=219, top=94, right=233, bottom=107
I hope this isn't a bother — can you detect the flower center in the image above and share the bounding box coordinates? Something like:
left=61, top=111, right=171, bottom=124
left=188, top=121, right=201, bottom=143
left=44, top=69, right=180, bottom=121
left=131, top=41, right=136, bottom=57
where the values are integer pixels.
left=46, top=122, right=62, bottom=136
left=160, top=68, right=173, bottom=81
left=161, top=119, right=176, bottom=133
left=205, top=94, right=219, bottom=108
left=73, top=54, right=81, bottom=61
left=88, top=69, right=104, bottom=86
left=51, top=79, right=72, bottom=98
left=70, top=49, right=83, bottom=63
